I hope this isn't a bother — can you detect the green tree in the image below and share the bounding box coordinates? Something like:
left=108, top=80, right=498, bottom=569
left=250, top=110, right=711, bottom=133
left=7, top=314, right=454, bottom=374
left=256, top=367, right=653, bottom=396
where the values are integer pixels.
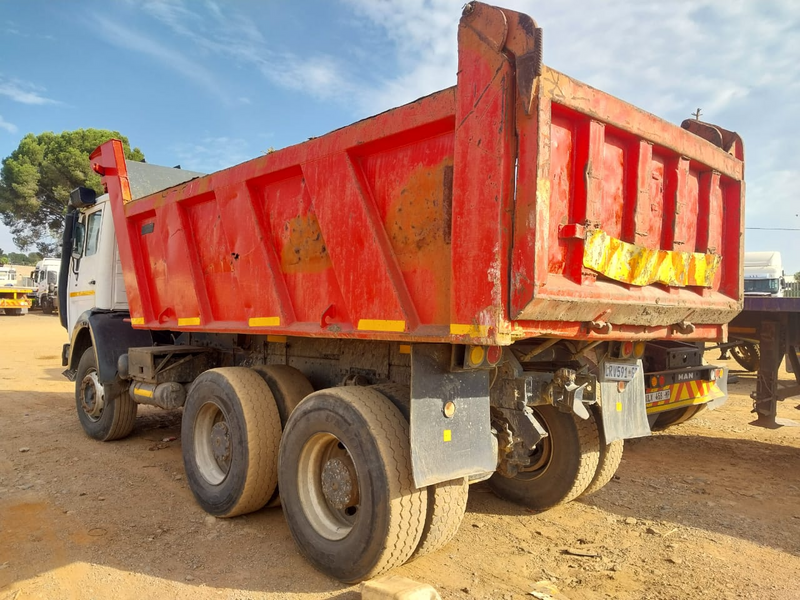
left=0, top=129, right=144, bottom=255
left=0, top=256, right=8, bottom=266
left=27, top=251, right=43, bottom=263
left=794, top=271, right=800, bottom=283
left=7, top=251, right=34, bottom=265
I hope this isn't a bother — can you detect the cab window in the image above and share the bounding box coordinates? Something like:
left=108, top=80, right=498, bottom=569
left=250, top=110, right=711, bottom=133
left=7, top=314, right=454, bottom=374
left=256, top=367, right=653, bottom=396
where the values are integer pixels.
left=85, top=211, right=102, bottom=257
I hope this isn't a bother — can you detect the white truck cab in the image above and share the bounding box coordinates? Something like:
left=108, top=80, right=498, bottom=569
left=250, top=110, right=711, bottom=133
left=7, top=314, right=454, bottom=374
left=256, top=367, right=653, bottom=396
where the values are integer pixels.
left=32, top=258, right=62, bottom=314
left=743, top=251, right=787, bottom=298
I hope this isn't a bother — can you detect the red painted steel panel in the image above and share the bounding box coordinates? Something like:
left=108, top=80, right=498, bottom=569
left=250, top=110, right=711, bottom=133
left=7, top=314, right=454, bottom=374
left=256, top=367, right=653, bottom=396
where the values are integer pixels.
left=91, top=2, right=745, bottom=346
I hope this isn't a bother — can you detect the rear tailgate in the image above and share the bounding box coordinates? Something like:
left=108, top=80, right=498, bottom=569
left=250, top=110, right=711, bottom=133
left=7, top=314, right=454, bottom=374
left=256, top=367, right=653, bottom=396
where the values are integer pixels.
left=510, top=66, right=745, bottom=333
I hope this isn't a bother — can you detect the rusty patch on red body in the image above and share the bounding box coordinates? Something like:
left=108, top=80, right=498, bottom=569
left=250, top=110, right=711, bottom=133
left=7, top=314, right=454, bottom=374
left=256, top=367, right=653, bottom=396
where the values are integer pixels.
left=280, top=213, right=332, bottom=274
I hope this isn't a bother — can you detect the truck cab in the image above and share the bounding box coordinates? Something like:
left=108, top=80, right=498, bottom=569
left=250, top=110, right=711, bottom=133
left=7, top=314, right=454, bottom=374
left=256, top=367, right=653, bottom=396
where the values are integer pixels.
left=32, top=258, right=62, bottom=314
left=744, top=251, right=787, bottom=297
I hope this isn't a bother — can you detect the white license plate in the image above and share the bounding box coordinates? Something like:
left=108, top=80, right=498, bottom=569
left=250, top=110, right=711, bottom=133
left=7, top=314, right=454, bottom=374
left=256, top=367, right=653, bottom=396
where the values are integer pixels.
left=646, top=389, right=671, bottom=403
left=604, top=362, right=638, bottom=382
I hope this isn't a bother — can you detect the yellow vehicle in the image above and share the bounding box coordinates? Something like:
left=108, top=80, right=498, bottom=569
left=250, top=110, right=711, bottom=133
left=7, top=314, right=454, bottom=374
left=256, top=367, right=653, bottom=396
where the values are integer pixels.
left=0, top=266, right=34, bottom=315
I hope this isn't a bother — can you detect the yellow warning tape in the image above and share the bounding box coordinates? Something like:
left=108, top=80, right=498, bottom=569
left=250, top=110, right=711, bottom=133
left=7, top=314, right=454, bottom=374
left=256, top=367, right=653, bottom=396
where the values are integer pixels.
left=583, top=229, right=720, bottom=287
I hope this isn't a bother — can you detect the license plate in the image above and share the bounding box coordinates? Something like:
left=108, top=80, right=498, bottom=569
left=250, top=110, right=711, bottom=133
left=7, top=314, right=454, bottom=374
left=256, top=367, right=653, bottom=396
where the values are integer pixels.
left=604, top=362, right=638, bottom=382
left=646, top=389, right=671, bottom=403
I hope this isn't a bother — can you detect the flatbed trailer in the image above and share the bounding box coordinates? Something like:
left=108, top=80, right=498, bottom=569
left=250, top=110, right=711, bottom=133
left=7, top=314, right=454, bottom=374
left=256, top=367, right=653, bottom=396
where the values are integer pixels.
left=728, top=297, right=800, bottom=426
left=59, top=3, right=745, bottom=582
left=0, top=285, right=34, bottom=315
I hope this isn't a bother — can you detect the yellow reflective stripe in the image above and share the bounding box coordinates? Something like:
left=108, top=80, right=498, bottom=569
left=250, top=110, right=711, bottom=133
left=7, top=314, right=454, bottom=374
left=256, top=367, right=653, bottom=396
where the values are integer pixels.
left=249, top=316, right=281, bottom=328
left=267, top=335, right=287, bottom=343
left=357, top=319, right=406, bottom=333
left=399, top=344, right=411, bottom=355
left=583, top=229, right=721, bottom=287
left=130, top=317, right=145, bottom=325
left=133, top=387, right=153, bottom=398
left=450, top=323, right=489, bottom=337
left=177, top=317, right=201, bottom=327
left=69, top=290, right=96, bottom=298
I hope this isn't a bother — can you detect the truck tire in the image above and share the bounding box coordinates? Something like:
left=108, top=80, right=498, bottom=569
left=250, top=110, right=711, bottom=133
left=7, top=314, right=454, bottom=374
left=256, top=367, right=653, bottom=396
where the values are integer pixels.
left=581, top=406, right=624, bottom=497
left=75, top=346, right=137, bottom=441
left=182, top=367, right=281, bottom=518
left=731, top=342, right=760, bottom=372
left=651, top=404, right=707, bottom=430
left=251, top=365, right=313, bottom=426
left=278, top=386, right=426, bottom=583
left=42, top=298, right=54, bottom=315
left=488, top=404, right=599, bottom=511
left=371, top=383, right=469, bottom=559
left=251, top=365, right=314, bottom=508
left=5, top=308, right=23, bottom=316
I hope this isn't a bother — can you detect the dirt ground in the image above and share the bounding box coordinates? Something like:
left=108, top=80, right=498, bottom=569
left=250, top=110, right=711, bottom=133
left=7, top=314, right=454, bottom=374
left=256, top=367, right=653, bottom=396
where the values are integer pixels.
left=1, top=314, right=799, bottom=600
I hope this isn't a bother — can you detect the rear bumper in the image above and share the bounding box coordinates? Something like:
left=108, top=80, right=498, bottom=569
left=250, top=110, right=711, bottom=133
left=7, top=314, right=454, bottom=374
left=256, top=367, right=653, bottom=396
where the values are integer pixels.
left=645, top=365, right=728, bottom=415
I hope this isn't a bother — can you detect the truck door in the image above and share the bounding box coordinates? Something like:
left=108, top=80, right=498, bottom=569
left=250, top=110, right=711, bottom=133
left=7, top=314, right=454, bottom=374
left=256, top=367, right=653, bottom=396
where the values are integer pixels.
left=66, top=205, right=103, bottom=333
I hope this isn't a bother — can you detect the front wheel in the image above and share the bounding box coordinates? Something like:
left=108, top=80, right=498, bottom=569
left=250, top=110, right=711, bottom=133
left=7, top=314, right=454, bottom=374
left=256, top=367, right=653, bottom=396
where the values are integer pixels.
left=75, top=347, right=137, bottom=441
left=278, top=386, right=426, bottom=583
left=489, top=404, right=600, bottom=511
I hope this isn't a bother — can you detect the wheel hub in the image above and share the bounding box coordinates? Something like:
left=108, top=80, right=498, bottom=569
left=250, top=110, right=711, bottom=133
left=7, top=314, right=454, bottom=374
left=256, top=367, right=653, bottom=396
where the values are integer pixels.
left=80, top=371, right=105, bottom=421
left=210, top=421, right=231, bottom=465
left=321, top=457, right=359, bottom=509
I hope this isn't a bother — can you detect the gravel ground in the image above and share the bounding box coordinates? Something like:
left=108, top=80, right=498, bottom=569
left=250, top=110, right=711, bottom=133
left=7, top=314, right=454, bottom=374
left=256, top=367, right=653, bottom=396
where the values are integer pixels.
left=1, top=313, right=799, bottom=599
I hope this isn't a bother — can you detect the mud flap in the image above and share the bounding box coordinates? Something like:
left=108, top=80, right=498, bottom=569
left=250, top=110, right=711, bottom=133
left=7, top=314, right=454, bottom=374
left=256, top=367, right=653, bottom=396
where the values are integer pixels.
left=410, top=344, right=497, bottom=488
left=598, top=359, right=651, bottom=443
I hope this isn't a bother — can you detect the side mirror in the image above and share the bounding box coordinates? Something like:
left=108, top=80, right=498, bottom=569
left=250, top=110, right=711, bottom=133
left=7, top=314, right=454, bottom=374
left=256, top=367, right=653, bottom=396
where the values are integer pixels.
left=69, top=186, right=97, bottom=209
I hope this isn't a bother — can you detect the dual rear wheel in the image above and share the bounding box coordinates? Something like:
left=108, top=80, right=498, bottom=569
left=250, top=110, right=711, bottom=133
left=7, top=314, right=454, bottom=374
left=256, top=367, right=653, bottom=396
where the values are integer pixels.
left=487, top=404, right=623, bottom=510
left=181, top=370, right=462, bottom=582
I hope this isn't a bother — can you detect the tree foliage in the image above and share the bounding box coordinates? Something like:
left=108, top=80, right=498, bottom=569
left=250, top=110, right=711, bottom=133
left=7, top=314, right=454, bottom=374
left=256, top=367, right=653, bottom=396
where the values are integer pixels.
left=0, top=129, right=144, bottom=255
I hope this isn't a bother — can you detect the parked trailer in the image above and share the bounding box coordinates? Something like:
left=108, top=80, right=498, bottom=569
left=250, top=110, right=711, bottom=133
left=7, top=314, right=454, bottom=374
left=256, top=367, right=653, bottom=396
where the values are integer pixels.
left=60, top=3, right=745, bottom=582
left=727, top=297, right=800, bottom=426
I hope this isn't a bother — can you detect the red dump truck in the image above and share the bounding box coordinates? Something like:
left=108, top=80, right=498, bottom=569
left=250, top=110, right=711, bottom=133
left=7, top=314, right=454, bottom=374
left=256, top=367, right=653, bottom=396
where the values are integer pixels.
left=58, top=2, right=744, bottom=582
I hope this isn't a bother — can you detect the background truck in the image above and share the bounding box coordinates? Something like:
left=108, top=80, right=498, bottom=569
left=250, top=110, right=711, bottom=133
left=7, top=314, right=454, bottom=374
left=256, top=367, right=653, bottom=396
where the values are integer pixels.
left=58, top=2, right=745, bottom=582
left=32, top=257, right=62, bottom=314
left=0, top=265, right=33, bottom=316
left=744, top=251, right=788, bottom=297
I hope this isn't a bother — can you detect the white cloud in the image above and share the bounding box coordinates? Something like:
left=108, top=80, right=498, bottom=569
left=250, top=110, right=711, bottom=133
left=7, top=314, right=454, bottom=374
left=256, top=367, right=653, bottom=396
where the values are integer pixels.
left=135, top=0, right=354, bottom=103
left=90, top=14, right=228, bottom=102
left=0, top=77, right=59, bottom=105
left=171, top=136, right=253, bottom=173
left=0, top=115, right=17, bottom=134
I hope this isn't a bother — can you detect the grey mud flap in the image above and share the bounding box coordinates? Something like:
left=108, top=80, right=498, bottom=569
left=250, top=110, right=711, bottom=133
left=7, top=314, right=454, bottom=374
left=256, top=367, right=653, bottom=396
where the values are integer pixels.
left=410, top=344, right=497, bottom=488
left=599, top=358, right=651, bottom=443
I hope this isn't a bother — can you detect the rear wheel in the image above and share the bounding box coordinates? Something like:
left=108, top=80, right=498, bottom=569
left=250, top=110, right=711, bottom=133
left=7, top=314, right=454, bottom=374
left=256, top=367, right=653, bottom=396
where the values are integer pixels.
left=371, top=383, right=469, bottom=559
left=251, top=365, right=314, bottom=507
left=731, top=342, right=760, bottom=372
left=581, top=407, right=624, bottom=497
left=75, top=347, right=137, bottom=441
left=489, top=404, right=599, bottom=511
left=5, top=308, right=23, bottom=316
left=182, top=368, right=281, bottom=517
left=42, top=299, right=54, bottom=315
left=278, top=386, right=426, bottom=582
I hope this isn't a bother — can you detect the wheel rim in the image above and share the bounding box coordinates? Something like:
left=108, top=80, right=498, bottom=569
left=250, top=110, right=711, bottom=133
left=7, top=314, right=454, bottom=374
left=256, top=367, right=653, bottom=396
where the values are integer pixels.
left=79, top=369, right=105, bottom=422
left=194, top=401, right=232, bottom=485
left=297, top=433, right=360, bottom=541
left=515, top=408, right=554, bottom=480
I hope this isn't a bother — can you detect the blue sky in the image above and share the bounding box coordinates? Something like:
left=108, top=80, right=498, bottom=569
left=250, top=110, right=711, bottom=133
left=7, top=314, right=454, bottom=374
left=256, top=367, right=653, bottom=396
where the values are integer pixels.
left=1, top=0, right=798, bottom=274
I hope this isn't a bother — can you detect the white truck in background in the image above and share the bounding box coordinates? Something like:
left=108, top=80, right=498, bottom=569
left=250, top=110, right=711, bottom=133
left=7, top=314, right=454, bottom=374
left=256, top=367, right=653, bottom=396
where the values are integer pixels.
left=744, top=251, right=788, bottom=297
left=32, top=257, right=61, bottom=314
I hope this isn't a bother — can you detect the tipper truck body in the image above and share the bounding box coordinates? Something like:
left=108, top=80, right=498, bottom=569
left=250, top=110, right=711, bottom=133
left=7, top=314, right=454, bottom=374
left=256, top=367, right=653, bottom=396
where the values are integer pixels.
left=60, top=2, right=745, bottom=582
